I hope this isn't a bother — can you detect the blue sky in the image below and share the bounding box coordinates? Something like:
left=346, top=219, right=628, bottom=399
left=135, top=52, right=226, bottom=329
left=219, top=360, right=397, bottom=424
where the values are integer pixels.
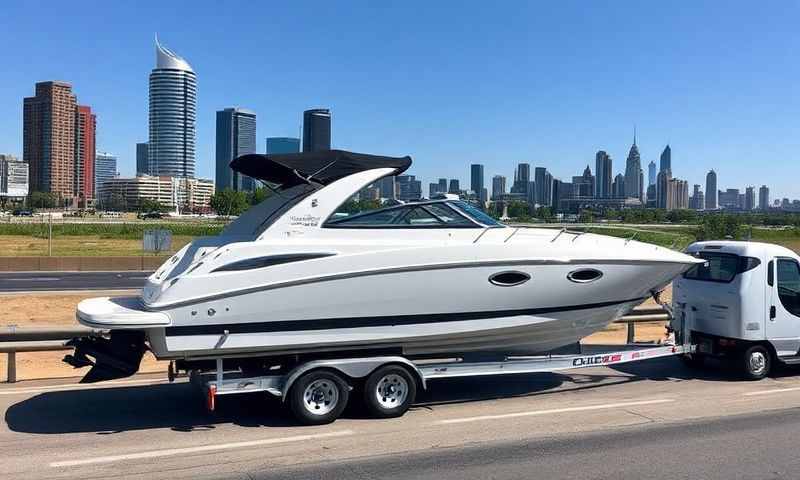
left=1, top=1, right=798, bottom=199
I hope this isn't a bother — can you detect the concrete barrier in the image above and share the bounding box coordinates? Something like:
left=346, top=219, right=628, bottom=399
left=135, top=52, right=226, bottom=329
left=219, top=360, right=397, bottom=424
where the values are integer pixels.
left=0, top=256, right=170, bottom=272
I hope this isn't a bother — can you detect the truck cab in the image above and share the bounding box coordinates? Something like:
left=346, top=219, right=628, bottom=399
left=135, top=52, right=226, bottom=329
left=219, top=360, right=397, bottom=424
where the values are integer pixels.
left=673, top=241, right=800, bottom=379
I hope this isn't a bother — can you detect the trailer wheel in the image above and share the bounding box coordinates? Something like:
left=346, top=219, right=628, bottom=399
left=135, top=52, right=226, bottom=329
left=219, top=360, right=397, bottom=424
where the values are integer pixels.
left=741, top=345, right=771, bottom=380
left=363, top=365, right=417, bottom=419
left=288, top=370, right=350, bottom=425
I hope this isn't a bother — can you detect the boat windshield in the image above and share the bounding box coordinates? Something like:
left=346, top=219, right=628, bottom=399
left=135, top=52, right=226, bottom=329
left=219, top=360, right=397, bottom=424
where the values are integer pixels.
left=221, top=183, right=317, bottom=238
left=449, top=201, right=504, bottom=227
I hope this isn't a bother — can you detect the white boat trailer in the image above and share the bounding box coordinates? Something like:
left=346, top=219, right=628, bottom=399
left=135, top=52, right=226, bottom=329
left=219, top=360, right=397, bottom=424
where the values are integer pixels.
left=185, top=308, right=694, bottom=425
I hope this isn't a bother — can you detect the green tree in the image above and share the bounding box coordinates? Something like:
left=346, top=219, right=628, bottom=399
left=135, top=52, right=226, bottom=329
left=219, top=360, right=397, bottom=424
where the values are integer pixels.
left=139, top=199, right=167, bottom=213
left=248, top=186, right=273, bottom=206
left=209, top=189, right=250, bottom=216
left=28, top=191, right=57, bottom=209
left=506, top=201, right=530, bottom=219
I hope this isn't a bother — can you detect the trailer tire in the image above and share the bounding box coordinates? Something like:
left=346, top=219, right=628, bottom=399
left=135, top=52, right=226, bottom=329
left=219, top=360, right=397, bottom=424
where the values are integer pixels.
left=288, top=370, right=350, bottom=425
left=363, top=365, right=417, bottom=419
left=741, top=345, right=771, bottom=380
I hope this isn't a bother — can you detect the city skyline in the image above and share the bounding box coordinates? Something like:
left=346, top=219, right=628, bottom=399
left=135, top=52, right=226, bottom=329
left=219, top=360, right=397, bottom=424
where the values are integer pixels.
left=1, top=3, right=799, bottom=199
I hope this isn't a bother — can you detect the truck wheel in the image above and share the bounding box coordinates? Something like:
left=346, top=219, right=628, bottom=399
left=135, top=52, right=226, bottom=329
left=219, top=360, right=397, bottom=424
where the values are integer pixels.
left=288, top=370, right=350, bottom=425
left=363, top=365, right=417, bottom=419
left=741, top=345, right=771, bottom=380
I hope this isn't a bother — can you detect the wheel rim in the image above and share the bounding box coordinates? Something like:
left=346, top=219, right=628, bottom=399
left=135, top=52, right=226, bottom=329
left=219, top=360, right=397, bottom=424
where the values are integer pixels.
left=374, top=373, right=409, bottom=410
left=749, top=351, right=767, bottom=376
left=302, top=379, right=339, bottom=416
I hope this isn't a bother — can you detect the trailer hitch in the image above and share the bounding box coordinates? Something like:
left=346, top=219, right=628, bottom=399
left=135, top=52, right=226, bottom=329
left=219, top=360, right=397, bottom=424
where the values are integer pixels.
left=63, top=331, right=147, bottom=383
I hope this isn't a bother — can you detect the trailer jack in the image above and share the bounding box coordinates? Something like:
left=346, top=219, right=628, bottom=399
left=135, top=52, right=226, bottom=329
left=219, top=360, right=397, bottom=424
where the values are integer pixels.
left=63, top=331, right=147, bottom=383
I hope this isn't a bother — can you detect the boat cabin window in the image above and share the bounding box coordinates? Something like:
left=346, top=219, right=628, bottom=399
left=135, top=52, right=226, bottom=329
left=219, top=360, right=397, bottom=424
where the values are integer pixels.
left=682, top=252, right=761, bottom=283
left=777, top=259, right=800, bottom=317
left=325, top=201, right=482, bottom=228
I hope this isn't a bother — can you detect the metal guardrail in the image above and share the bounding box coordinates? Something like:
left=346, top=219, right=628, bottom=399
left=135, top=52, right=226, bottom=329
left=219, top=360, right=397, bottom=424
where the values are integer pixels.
left=0, top=308, right=670, bottom=383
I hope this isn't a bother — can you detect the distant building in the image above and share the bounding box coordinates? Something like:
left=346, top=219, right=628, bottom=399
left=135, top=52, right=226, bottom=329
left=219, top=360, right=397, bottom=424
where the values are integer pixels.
left=690, top=184, right=704, bottom=210
left=470, top=164, right=485, bottom=203
left=612, top=173, right=626, bottom=198
left=266, top=137, right=300, bottom=154
left=448, top=179, right=460, bottom=194
left=492, top=175, right=506, bottom=200
left=572, top=165, right=594, bottom=198
left=534, top=167, right=551, bottom=206
left=666, top=178, right=689, bottom=210
left=95, top=152, right=117, bottom=193
left=745, top=186, right=756, bottom=210
left=215, top=107, right=257, bottom=192
left=98, top=175, right=213, bottom=212
left=624, top=136, right=642, bottom=200
left=149, top=38, right=196, bottom=178
left=74, top=105, right=96, bottom=201
left=646, top=184, right=656, bottom=208
left=705, top=170, right=717, bottom=210
left=759, top=185, right=770, bottom=211
left=428, top=183, right=440, bottom=199
left=302, top=108, right=331, bottom=152
left=510, top=163, right=531, bottom=198
left=595, top=151, right=612, bottom=198
left=0, top=154, right=29, bottom=198
left=396, top=174, right=421, bottom=201
left=648, top=160, right=656, bottom=186
left=136, top=142, right=149, bottom=176
left=660, top=145, right=671, bottom=173
left=719, top=188, right=741, bottom=210
left=377, top=176, right=396, bottom=200
left=23, top=81, right=77, bottom=198
left=656, top=170, right=670, bottom=208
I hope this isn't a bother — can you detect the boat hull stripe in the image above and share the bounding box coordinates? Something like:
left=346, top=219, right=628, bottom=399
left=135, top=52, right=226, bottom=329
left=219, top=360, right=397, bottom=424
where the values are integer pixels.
left=164, top=297, right=645, bottom=337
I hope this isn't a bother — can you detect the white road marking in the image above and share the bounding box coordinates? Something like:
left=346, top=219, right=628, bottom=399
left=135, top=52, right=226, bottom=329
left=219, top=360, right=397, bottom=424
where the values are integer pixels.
left=1, top=277, right=60, bottom=281
left=50, top=430, right=355, bottom=467
left=435, top=398, right=676, bottom=425
left=0, top=377, right=169, bottom=396
left=742, top=386, right=800, bottom=397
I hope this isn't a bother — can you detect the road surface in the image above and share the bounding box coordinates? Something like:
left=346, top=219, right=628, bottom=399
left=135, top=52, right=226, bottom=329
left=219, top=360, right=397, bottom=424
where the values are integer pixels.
left=0, top=271, right=149, bottom=292
left=4, top=355, right=800, bottom=479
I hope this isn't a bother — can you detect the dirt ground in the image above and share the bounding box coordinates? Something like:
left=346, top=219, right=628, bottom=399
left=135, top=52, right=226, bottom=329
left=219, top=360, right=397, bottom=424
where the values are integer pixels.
left=0, top=286, right=673, bottom=382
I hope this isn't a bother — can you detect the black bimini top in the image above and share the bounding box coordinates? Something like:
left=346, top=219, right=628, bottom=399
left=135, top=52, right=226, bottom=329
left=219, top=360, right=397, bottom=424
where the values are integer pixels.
left=230, top=150, right=412, bottom=187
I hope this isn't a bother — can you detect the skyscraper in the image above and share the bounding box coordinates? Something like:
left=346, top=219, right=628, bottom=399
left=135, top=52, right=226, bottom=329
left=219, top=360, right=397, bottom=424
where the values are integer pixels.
left=23, top=81, right=77, bottom=197
left=149, top=37, right=196, bottom=178
left=572, top=166, right=594, bottom=197
left=215, top=107, right=256, bottom=192
left=624, top=134, right=641, bottom=200
left=594, top=150, right=612, bottom=198
left=660, top=145, right=671, bottom=173
left=656, top=170, right=671, bottom=209
left=745, top=186, right=756, bottom=210
left=437, top=178, right=447, bottom=193
left=470, top=164, right=485, bottom=203
left=74, top=105, right=96, bottom=201
left=492, top=175, right=506, bottom=200
left=448, top=179, right=460, bottom=194
left=511, top=163, right=530, bottom=197
left=759, top=185, right=770, bottom=211
left=705, top=170, right=717, bottom=210
left=396, top=175, right=421, bottom=201
left=534, top=167, right=549, bottom=205
left=648, top=160, right=656, bottom=186
left=136, top=142, right=148, bottom=176
left=612, top=174, right=625, bottom=198
left=302, top=108, right=331, bottom=152
left=266, top=137, right=300, bottom=154
left=94, top=152, right=117, bottom=193
left=377, top=176, right=396, bottom=200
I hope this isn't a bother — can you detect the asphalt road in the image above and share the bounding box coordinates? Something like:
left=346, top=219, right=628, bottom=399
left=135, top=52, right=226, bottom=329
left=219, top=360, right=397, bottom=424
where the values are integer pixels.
left=0, top=271, right=149, bottom=292
left=5, top=356, right=800, bottom=479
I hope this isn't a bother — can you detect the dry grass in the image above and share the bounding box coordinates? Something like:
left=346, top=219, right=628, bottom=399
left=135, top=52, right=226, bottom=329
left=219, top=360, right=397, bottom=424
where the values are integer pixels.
left=0, top=235, right=193, bottom=256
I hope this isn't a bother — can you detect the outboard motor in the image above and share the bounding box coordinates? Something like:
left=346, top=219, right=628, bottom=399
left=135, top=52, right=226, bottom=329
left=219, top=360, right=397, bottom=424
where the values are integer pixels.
left=64, top=331, right=147, bottom=383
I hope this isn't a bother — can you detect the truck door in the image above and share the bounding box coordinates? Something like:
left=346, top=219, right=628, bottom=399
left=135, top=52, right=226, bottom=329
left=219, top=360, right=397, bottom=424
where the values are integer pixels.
left=766, top=257, right=800, bottom=356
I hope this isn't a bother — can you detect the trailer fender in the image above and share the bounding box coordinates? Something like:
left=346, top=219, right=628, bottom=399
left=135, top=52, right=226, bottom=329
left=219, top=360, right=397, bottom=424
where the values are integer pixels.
left=282, top=356, right=425, bottom=402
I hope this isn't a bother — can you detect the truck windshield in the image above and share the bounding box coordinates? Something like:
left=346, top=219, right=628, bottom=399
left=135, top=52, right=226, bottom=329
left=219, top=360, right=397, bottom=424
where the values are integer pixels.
left=683, top=251, right=760, bottom=283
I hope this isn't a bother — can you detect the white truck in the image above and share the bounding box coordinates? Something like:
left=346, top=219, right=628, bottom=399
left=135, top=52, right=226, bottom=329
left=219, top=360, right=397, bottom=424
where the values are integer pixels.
left=673, top=240, right=800, bottom=379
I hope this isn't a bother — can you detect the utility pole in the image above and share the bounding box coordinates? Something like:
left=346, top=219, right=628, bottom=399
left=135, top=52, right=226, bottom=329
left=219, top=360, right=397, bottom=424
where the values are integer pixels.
left=48, top=213, right=52, bottom=256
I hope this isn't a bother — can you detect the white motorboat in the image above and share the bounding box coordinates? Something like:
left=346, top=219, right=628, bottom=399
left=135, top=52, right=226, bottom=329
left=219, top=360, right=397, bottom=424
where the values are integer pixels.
left=65, top=150, right=700, bottom=382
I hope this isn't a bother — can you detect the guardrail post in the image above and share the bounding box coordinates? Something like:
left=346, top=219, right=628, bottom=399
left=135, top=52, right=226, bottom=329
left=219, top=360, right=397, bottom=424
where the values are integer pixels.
left=626, top=323, right=635, bottom=344
left=7, top=352, right=16, bottom=383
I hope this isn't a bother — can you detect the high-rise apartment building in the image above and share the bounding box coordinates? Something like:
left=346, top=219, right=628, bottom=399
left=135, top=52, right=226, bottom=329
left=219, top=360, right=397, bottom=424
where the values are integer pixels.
left=624, top=137, right=642, bottom=200
left=23, top=81, right=77, bottom=198
left=136, top=142, right=149, bottom=176
left=75, top=105, right=96, bottom=201
left=705, top=170, right=717, bottom=210
left=511, top=163, right=530, bottom=197
left=94, top=152, right=117, bottom=192
left=656, top=170, right=671, bottom=208
left=595, top=150, right=612, bottom=198
left=492, top=175, right=506, bottom=200
left=612, top=174, right=625, bottom=198
left=215, top=108, right=257, bottom=192
left=660, top=145, right=671, bottom=173
left=302, top=109, right=331, bottom=152
left=648, top=160, right=656, bottom=186
left=719, top=188, right=741, bottom=210
left=396, top=175, right=421, bottom=201
left=470, top=164, right=485, bottom=203
left=745, top=186, right=756, bottom=210
left=266, top=137, right=300, bottom=154
left=448, top=179, right=460, bottom=194
left=437, top=178, right=447, bottom=194
left=759, top=185, right=770, bottom=211
left=377, top=176, right=396, bottom=200
left=149, top=38, right=196, bottom=178
left=534, top=167, right=549, bottom=205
